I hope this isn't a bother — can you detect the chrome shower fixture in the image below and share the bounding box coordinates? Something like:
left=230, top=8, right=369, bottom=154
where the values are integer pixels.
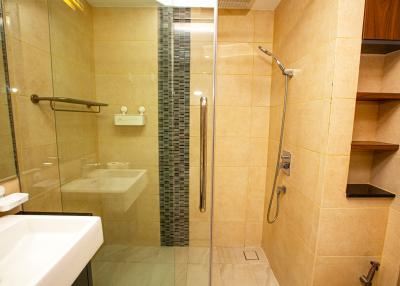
left=259, top=46, right=294, bottom=224
left=258, top=46, right=293, bottom=77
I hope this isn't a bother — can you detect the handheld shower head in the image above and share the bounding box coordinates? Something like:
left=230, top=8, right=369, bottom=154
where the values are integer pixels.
left=258, top=46, right=292, bottom=77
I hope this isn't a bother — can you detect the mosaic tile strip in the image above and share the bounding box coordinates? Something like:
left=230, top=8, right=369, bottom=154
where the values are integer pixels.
left=158, top=7, right=191, bottom=246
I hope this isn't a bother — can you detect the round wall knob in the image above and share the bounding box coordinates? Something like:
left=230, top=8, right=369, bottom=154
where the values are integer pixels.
left=138, top=106, right=146, bottom=115
left=120, top=106, right=128, bottom=115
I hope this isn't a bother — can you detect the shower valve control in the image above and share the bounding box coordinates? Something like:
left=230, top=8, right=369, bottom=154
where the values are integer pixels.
left=280, top=151, right=291, bottom=176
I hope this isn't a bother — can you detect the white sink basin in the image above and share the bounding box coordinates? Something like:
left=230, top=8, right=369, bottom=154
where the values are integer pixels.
left=61, top=169, right=148, bottom=212
left=0, top=215, right=103, bottom=286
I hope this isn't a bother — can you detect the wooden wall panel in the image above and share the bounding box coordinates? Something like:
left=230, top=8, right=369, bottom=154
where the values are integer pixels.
left=363, top=0, right=400, bottom=40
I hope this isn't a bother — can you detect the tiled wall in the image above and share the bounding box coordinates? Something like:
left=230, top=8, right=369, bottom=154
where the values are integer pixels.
left=262, top=0, right=338, bottom=284
left=48, top=0, right=99, bottom=184
left=92, top=7, right=160, bottom=245
left=355, top=51, right=400, bottom=285
left=213, top=9, right=273, bottom=247
left=0, top=38, right=16, bottom=180
left=314, top=0, right=391, bottom=284
left=260, top=0, right=384, bottom=285
left=375, top=51, right=400, bottom=285
left=0, top=91, right=15, bottom=180
left=4, top=0, right=62, bottom=211
left=5, top=0, right=98, bottom=212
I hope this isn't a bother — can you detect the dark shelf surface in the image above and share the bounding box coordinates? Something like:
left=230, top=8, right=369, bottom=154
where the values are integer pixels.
left=347, top=184, right=396, bottom=198
left=351, top=141, right=399, bottom=151
left=357, top=92, right=400, bottom=101
left=361, top=39, right=400, bottom=54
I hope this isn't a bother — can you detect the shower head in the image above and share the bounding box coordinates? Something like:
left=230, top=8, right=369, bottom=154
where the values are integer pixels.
left=258, top=46, right=293, bottom=77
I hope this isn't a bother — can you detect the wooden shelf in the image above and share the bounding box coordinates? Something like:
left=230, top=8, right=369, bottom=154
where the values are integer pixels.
left=357, top=92, right=400, bottom=101
left=361, top=40, right=400, bottom=54
left=352, top=141, right=399, bottom=151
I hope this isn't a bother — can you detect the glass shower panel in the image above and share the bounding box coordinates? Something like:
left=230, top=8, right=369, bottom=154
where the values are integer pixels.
left=48, top=1, right=216, bottom=285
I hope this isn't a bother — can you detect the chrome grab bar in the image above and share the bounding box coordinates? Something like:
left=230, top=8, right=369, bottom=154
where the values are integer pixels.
left=200, top=96, right=207, bottom=212
left=30, top=94, right=108, bottom=113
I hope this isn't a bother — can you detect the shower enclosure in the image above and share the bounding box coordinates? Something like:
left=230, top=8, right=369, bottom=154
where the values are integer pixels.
left=47, top=0, right=217, bottom=285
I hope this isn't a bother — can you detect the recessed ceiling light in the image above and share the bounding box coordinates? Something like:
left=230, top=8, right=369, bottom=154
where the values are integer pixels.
left=156, top=0, right=215, bottom=8
left=174, top=23, right=214, bottom=33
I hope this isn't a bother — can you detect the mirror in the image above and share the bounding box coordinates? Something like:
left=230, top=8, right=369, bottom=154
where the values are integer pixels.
left=0, top=25, right=17, bottom=182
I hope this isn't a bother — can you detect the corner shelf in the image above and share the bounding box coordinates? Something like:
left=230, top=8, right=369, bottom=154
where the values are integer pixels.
left=351, top=141, right=399, bottom=151
left=346, top=184, right=395, bottom=198
left=361, top=40, right=400, bottom=54
left=357, top=92, right=400, bottom=101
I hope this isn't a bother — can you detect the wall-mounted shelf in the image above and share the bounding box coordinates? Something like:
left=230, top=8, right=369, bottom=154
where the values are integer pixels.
left=361, top=40, right=400, bottom=54
left=351, top=141, right=399, bottom=151
left=347, top=184, right=395, bottom=198
left=357, top=92, right=400, bottom=101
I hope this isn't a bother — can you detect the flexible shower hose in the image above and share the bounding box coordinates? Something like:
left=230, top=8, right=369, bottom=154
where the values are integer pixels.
left=266, top=73, right=290, bottom=224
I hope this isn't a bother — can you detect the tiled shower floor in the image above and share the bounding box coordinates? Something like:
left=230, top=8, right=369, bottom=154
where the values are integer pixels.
left=92, top=245, right=279, bottom=286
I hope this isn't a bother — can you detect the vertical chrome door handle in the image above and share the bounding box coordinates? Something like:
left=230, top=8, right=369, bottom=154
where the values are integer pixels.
left=200, top=96, right=207, bottom=212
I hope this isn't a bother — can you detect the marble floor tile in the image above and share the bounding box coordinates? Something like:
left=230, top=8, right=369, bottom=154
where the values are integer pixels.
left=92, top=245, right=278, bottom=286
left=93, top=262, right=174, bottom=286
left=174, top=247, right=189, bottom=264
left=175, top=263, right=188, bottom=286
left=187, top=263, right=210, bottom=286
left=189, top=247, right=210, bottom=264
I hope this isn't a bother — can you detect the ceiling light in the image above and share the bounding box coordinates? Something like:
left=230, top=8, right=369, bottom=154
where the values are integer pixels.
left=156, top=0, right=215, bottom=8
left=174, top=23, right=214, bottom=33
left=63, top=0, right=84, bottom=11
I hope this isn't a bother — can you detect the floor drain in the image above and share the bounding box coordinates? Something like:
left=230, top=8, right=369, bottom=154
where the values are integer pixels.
left=243, top=250, right=259, bottom=261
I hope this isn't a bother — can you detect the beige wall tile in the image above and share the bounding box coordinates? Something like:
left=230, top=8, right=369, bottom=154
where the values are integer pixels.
left=213, top=221, right=246, bottom=247
left=215, top=136, right=250, bottom=167
left=336, top=0, right=365, bottom=39
left=313, top=256, right=380, bottom=286
left=318, top=208, right=388, bottom=256
left=262, top=1, right=373, bottom=285
left=7, top=39, right=53, bottom=97
left=214, top=167, right=248, bottom=221
left=94, top=41, right=157, bottom=75
left=252, top=76, right=271, bottom=107
left=245, top=222, right=263, bottom=247
left=377, top=255, right=400, bottom=286
left=253, top=11, right=274, bottom=43
left=218, top=9, right=254, bottom=43
left=215, top=106, right=251, bottom=137
left=191, top=41, right=214, bottom=74
left=248, top=166, right=266, bottom=195
left=216, top=75, right=252, bottom=106
left=250, top=107, right=269, bottom=138
left=331, top=38, right=362, bottom=99
left=93, top=8, right=157, bottom=42
left=5, top=0, right=51, bottom=52
left=326, top=98, right=356, bottom=155
left=248, top=137, right=268, bottom=167
left=217, top=42, right=253, bottom=75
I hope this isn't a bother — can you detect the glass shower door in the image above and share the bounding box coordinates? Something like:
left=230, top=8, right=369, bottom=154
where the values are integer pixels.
left=48, top=0, right=217, bottom=285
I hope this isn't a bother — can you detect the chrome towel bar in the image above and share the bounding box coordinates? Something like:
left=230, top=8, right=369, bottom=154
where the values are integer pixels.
left=30, top=94, right=108, bottom=113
